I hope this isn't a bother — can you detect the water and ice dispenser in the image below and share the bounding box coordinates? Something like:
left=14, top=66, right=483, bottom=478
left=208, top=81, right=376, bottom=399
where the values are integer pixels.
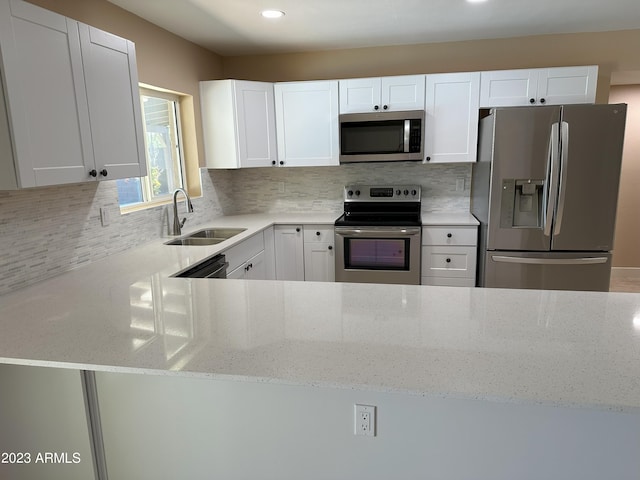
left=499, top=179, right=545, bottom=228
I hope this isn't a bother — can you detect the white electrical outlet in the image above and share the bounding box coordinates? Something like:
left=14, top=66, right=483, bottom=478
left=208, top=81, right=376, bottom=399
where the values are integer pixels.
left=354, top=404, right=376, bottom=437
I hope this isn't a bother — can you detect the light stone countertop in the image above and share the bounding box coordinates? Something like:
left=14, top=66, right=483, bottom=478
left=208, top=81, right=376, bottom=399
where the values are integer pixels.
left=421, top=211, right=479, bottom=226
left=1, top=212, right=639, bottom=413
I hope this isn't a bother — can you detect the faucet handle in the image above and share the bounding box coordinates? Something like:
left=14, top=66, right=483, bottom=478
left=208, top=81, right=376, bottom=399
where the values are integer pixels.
left=180, top=218, right=187, bottom=228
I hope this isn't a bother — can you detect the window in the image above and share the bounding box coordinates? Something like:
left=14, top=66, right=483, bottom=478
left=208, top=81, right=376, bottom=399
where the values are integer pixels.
left=117, top=87, right=185, bottom=210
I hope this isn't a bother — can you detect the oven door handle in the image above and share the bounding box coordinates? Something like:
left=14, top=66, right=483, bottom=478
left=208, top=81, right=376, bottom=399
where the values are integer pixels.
left=335, top=227, right=422, bottom=237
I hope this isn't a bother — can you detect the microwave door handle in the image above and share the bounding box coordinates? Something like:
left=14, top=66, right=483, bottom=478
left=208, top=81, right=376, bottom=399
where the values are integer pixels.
left=544, top=122, right=560, bottom=237
left=404, top=119, right=410, bottom=153
left=554, top=121, right=569, bottom=236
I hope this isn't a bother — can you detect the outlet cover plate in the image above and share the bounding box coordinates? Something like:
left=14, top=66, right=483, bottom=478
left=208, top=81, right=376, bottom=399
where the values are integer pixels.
left=354, top=404, right=376, bottom=437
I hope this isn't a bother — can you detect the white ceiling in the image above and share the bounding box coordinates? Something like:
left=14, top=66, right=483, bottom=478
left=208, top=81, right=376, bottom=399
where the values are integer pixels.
left=107, top=0, right=640, bottom=56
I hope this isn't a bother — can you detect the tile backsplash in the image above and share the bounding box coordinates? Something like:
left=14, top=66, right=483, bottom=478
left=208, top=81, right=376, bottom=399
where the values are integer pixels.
left=211, top=162, right=472, bottom=215
left=0, top=162, right=471, bottom=295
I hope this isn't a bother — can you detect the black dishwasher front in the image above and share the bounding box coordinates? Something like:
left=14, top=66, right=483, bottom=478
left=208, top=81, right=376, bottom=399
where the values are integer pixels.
left=173, top=254, right=228, bottom=278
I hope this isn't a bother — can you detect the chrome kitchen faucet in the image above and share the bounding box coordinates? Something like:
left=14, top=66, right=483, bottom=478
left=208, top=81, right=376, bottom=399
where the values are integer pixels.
left=169, top=188, right=194, bottom=236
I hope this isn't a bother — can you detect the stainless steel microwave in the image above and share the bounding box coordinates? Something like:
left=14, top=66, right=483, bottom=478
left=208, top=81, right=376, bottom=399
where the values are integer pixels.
left=339, top=110, right=424, bottom=163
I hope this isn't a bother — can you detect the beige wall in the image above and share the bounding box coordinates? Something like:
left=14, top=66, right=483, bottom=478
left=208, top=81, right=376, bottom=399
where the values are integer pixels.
left=222, top=29, right=640, bottom=103
left=610, top=85, right=640, bottom=268
left=27, top=0, right=224, bottom=173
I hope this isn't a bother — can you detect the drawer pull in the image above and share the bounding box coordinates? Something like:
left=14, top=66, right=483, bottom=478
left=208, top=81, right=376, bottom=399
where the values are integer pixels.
left=446, top=258, right=451, bottom=263
left=447, top=233, right=452, bottom=238
left=316, top=231, right=321, bottom=236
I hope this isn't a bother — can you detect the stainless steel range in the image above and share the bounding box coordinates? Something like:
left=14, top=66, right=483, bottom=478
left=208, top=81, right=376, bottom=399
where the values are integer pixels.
left=335, top=185, right=422, bottom=285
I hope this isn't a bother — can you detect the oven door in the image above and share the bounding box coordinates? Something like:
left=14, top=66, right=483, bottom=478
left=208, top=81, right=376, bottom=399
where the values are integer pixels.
left=335, top=226, right=421, bottom=285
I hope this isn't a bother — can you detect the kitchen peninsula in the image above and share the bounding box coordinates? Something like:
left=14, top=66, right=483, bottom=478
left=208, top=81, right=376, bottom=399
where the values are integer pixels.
left=1, top=214, right=640, bottom=479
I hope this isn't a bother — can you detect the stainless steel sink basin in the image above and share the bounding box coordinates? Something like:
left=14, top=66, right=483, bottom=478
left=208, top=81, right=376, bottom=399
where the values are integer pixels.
left=187, top=228, right=246, bottom=239
left=165, top=228, right=246, bottom=246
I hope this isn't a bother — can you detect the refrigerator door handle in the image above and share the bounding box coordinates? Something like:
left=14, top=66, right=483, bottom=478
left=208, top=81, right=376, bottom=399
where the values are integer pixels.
left=491, top=255, right=608, bottom=265
left=544, top=122, right=560, bottom=237
left=554, top=121, right=569, bottom=236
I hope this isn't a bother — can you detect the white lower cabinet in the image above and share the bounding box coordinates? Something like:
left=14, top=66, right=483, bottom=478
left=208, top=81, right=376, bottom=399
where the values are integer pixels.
left=228, top=250, right=266, bottom=279
left=224, top=232, right=267, bottom=280
left=274, top=225, right=305, bottom=280
left=0, top=364, right=96, bottom=480
left=303, top=225, right=335, bottom=282
left=421, top=226, right=477, bottom=287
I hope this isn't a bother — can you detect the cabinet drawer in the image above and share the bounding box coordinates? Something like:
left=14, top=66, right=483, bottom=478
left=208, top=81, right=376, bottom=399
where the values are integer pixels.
left=421, top=246, right=477, bottom=278
left=421, top=276, right=475, bottom=287
left=422, top=226, right=477, bottom=246
left=303, top=225, right=334, bottom=243
left=224, top=232, right=264, bottom=272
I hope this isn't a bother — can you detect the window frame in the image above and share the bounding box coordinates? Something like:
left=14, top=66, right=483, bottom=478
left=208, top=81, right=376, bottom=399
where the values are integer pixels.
left=118, top=86, right=188, bottom=213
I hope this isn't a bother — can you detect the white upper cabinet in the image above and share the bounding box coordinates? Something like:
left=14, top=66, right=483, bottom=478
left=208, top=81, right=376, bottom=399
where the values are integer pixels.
left=339, top=75, right=425, bottom=113
left=0, top=0, right=146, bottom=189
left=536, top=66, right=598, bottom=105
left=0, top=0, right=92, bottom=189
left=424, top=72, right=480, bottom=163
left=480, top=66, right=598, bottom=108
left=200, top=79, right=277, bottom=169
left=79, top=24, right=146, bottom=181
left=274, top=80, right=339, bottom=167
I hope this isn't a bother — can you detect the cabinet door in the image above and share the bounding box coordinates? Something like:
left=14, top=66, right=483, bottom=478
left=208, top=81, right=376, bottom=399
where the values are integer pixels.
left=274, top=81, right=339, bottom=167
left=424, top=72, right=480, bottom=163
left=338, top=77, right=381, bottom=113
left=79, top=24, right=146, bottom=180
left=0, top=364, right=96, bottom=480
left=274, top=225, right=305, bottom=280
left=245, top=250, right=266, bottom=280
left=537, top=66, right=598, bottom=105
left=304, top=242, right=335, bottom=282
left=227, top=263, right=247, bottom=279
left=381, top=75, right=426, bottom=111
left=479, top=69, right=538, bottom=108
left=234, top=80, right=277, bottom=168
left=0, top=0, right=94, bottom=187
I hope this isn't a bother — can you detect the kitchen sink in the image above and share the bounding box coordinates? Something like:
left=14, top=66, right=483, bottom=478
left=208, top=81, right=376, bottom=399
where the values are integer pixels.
left=165, top=228, right=246, bottom=246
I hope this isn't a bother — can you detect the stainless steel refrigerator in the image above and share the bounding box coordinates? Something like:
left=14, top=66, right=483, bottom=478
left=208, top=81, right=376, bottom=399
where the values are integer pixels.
left=471, top=104, right=627, bottom=291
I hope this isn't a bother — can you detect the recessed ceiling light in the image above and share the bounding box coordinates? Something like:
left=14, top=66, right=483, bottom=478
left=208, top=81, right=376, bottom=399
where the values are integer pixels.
left=261, top=9, right=285, bottom=19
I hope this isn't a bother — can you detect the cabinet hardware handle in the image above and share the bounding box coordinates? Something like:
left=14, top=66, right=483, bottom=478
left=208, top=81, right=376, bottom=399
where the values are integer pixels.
left=316, top=231, right=321, bottom=236
left=447, top=233, right=452, bottom=238
left=328, top=245, right=333, bottom=250
left=279, top=160, right=284, bottom=165
left=539, top=98, right=546, bottom=104
left=529, top=98, right=536, bottom=104
left=374, top=105, right=379, bottom=110
left=383, top=105, right=388, bottom=110
left=426, top=156, right=431, bottom=162
left=272, top=160, right=276, bottom=166
left=446, top=258, right=451, bottom=263
left=296, top=227, right=300, bottom=232
left=99, top=169, right=108, bottom=177
left=89, top=169, right=97, bottom=177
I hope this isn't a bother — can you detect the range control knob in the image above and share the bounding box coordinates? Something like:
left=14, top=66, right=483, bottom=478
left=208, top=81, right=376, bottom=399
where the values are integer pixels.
left=355, top=190, right=361, bottom=196
left=411, top=189, right=417, bottom=196
left=347, top=190, right=354, bottom=197
left=396, top=189, right=401, bottom=196
left=403, top=189, right=409, bottom=195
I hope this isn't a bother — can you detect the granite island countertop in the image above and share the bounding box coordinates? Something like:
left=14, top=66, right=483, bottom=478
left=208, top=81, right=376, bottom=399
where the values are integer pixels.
left=1, top=213, right=639, bottom=413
